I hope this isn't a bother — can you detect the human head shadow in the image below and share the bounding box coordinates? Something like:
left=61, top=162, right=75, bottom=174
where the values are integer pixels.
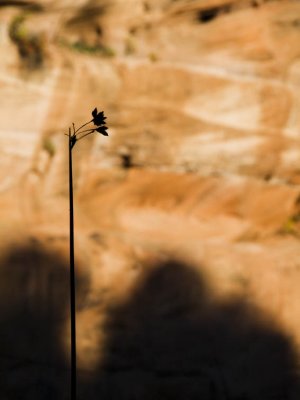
left=88, top=259, right=300, bottom=400
left=0, top=241, right=88, bottom=400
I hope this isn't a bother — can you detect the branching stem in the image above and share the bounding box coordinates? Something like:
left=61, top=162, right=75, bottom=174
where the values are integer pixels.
left=73, top=119, right=94, bottom=136
left=76, top=130, right=95, bottom=142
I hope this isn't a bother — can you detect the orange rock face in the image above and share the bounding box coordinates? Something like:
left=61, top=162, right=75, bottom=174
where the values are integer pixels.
left=1, top=1, right=300, bottom=398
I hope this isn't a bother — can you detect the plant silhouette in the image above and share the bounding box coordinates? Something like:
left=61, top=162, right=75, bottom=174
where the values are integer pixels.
left=69, top=108, right=108, bottom=149
left=67, top=108, right=108, bottom=400
left=84, top=259, right=300, bottom=400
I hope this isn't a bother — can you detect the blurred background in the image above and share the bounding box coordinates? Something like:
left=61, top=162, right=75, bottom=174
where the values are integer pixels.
left=1, top=0, right=300, bottom=398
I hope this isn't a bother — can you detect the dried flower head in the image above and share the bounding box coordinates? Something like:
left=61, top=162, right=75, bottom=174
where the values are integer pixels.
left=68, top=108, right=109, bottom=149
left=92, top=108, right=107, bottom=126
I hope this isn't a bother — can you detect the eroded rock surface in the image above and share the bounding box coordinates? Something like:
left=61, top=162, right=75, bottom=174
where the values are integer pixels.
left=1, top=1, right=300, bottom=398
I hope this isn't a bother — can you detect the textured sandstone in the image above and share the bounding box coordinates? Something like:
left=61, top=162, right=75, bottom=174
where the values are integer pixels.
left=0, top=0, right=300, bottom=397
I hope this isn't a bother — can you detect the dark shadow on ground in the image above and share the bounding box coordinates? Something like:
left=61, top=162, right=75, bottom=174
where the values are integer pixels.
left=0, top=242, right=88, bottom=400
left=0, top=246, right=299, bottom=400
left=84, top=259, right=300, bottom=400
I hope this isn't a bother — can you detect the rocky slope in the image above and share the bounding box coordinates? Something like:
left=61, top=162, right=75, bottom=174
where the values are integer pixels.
left=1, top=0, right=300, bottom=398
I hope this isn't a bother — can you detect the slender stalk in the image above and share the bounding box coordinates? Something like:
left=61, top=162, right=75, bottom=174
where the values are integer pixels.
left=66, top=108, right=107, bottom=400
left=68, top=128, right=77, bottom=400
left=73, top=119, right=93, bottom=136
left=76, top=130, right=95, bottom=142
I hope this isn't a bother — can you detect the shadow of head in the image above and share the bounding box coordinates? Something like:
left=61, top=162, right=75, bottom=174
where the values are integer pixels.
left=0, top=242, right=89, bottom=399
left=91, top=259, right=300, bottom=400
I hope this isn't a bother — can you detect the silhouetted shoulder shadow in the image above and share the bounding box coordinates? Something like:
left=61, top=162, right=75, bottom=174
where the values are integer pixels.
left=0, top=242, right=88, bottom=400
left=89, top=259, right=300, bottom=400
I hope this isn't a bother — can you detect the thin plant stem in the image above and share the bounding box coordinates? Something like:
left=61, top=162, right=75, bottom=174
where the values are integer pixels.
left=76, top=130, right=95, bottom=142
left=68, top=127, right=77, bottom=400
left=66, top=108, right=107, bottom=400
left=73, top=119, right=93, bottom=136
